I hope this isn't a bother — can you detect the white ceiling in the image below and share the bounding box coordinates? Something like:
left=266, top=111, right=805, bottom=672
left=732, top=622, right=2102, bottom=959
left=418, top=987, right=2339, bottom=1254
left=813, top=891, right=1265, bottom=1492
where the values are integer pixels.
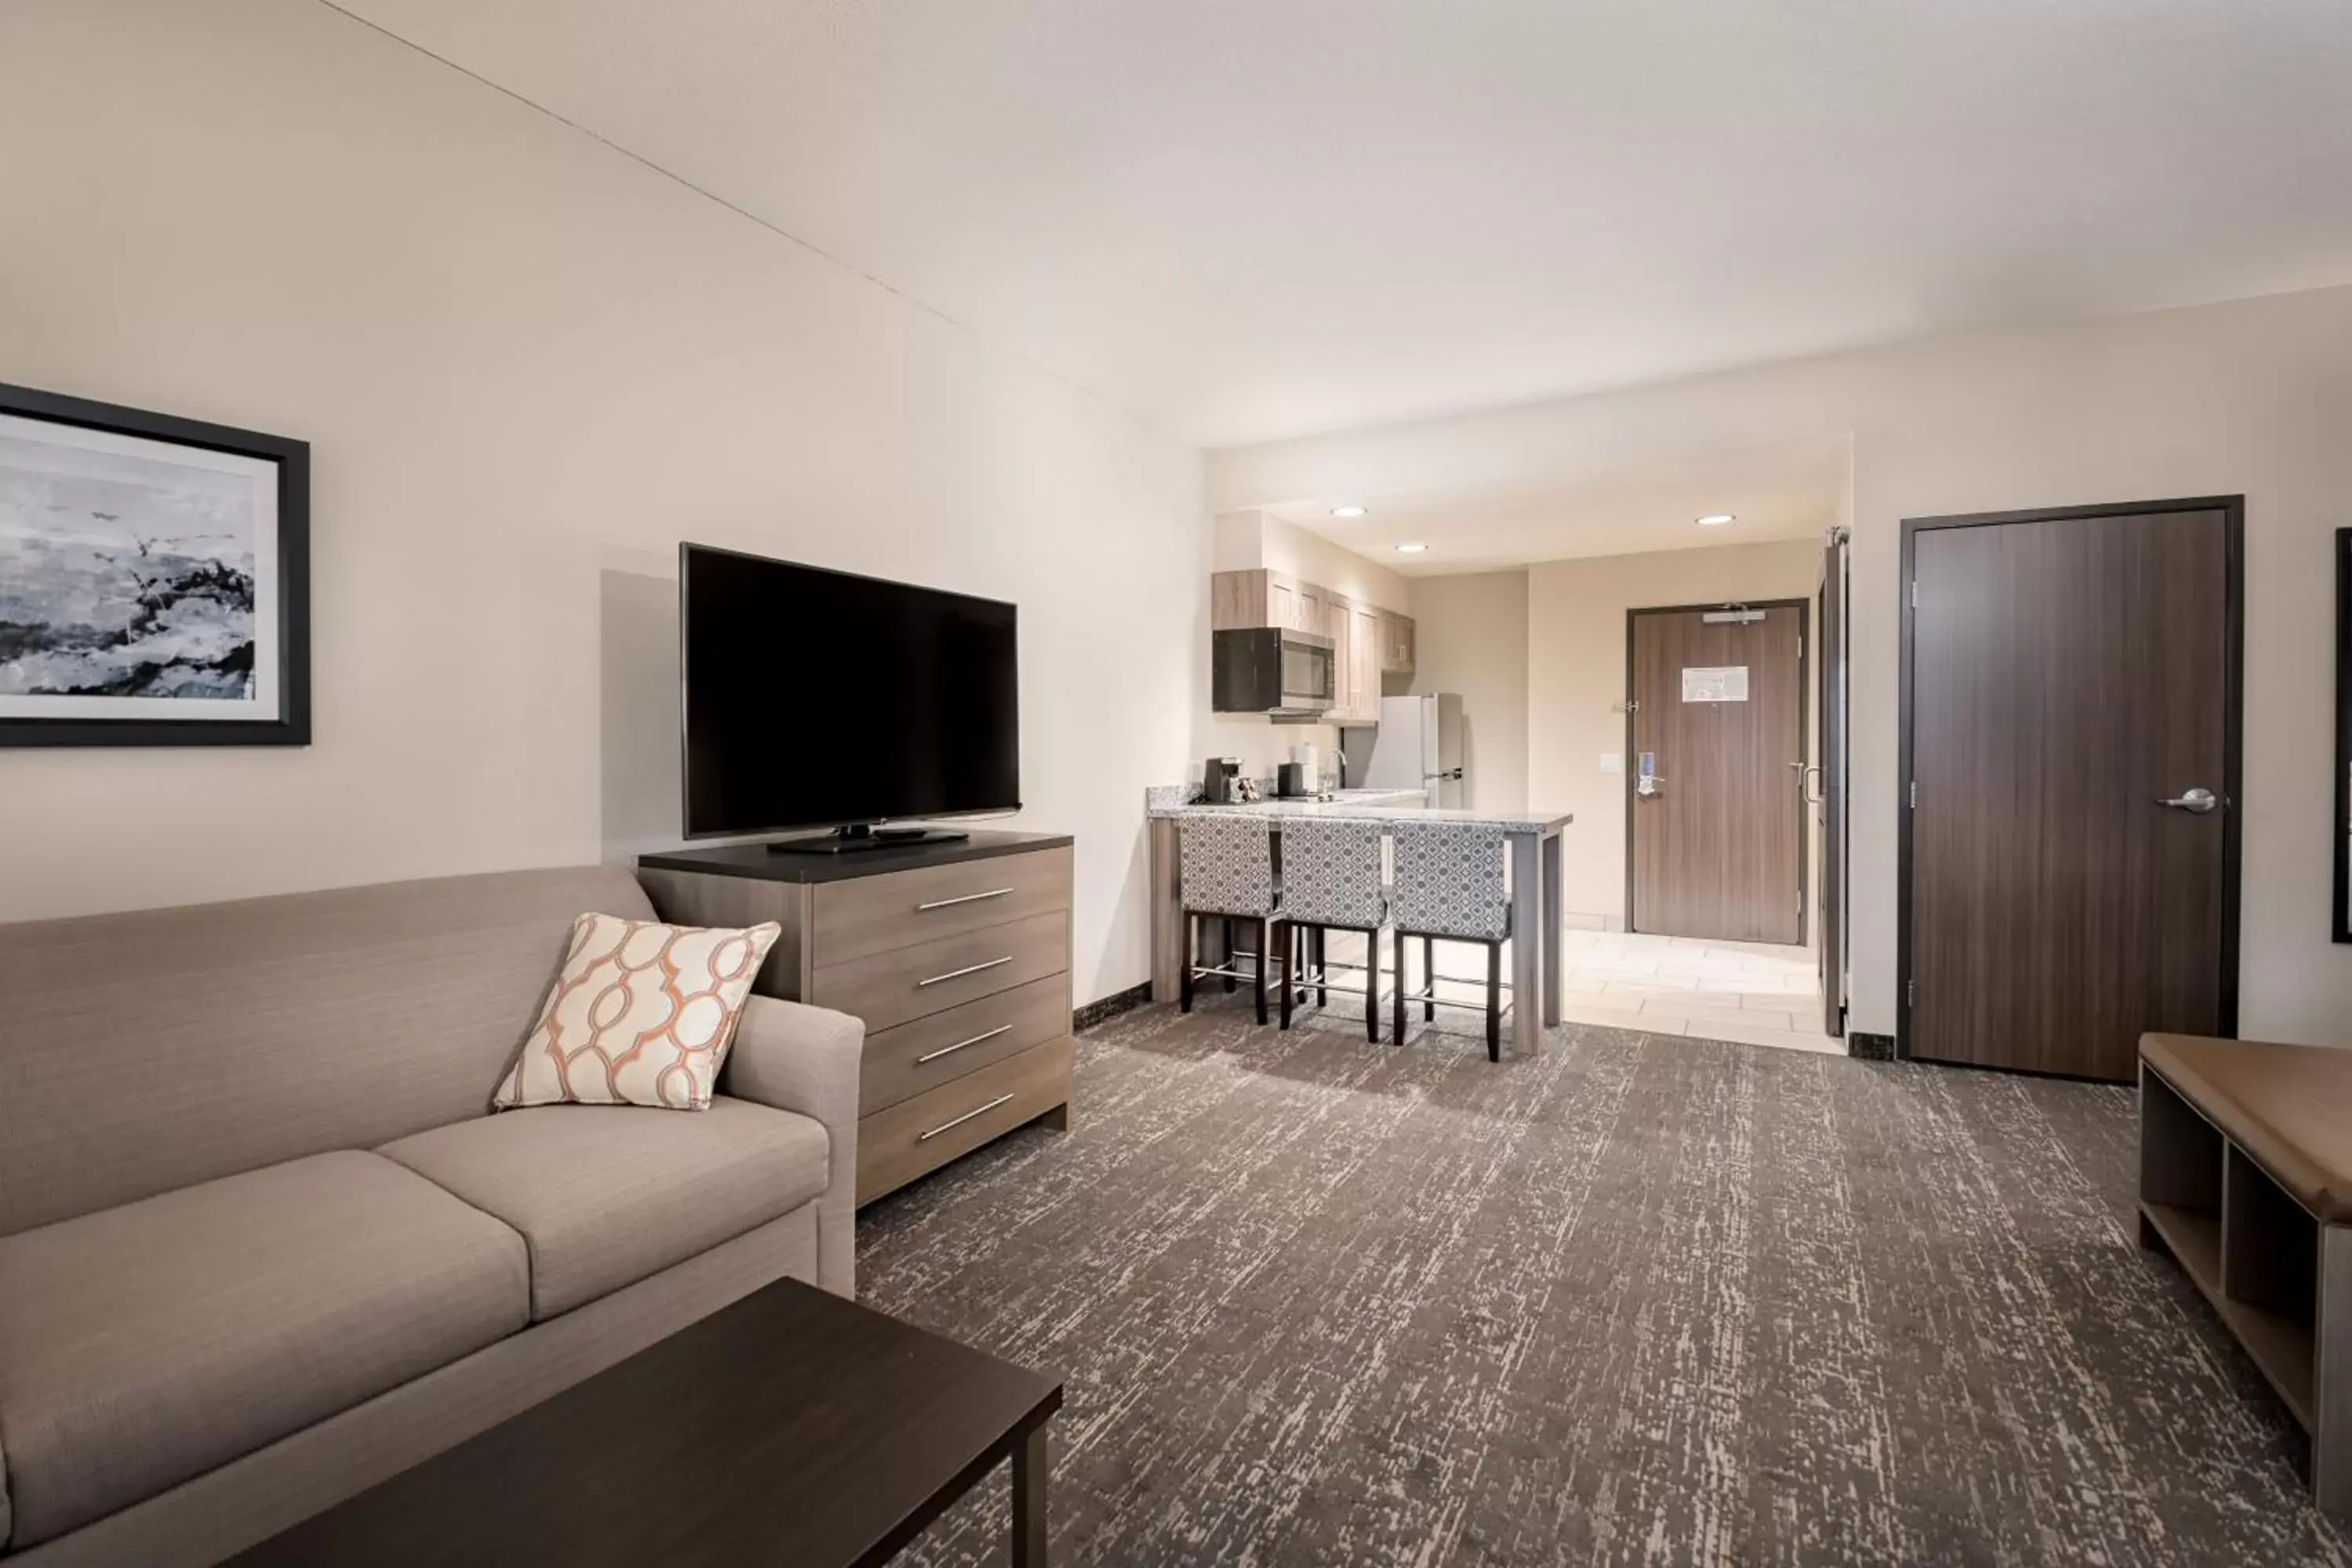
left=1269, top=434, right=1851, bottom=574
left=338, top=0, right=2352, bottom=449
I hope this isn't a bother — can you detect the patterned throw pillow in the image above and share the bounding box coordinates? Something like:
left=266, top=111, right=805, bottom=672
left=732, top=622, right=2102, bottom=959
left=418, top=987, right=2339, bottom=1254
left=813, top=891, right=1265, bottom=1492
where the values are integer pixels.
left=493, top=913, right=782, bottom=1112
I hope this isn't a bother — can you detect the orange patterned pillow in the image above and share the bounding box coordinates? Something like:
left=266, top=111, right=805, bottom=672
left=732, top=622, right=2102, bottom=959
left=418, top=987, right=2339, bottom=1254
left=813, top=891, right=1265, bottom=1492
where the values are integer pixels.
left=493, top=913, right=782, bottom=1112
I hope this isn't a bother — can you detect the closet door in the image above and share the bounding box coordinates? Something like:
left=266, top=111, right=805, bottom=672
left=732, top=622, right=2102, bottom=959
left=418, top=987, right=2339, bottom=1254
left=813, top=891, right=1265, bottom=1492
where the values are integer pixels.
left=1904, top=501, right=2241, bottom=1080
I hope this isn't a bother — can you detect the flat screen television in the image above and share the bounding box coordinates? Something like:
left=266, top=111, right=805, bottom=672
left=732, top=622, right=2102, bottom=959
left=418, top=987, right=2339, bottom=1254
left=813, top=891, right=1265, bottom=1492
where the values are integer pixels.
left=680, top=544, right=1019, bottom=849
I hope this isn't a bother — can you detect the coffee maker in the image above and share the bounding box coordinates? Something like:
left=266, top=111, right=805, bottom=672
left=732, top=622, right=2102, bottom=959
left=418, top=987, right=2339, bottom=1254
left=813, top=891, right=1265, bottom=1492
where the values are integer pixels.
left=1200, top=757, right=1242, bottom=804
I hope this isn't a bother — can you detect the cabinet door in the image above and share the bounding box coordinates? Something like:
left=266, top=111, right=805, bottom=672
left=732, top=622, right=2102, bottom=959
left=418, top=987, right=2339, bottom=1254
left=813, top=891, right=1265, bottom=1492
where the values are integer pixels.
left=1265, top=572, right=1298, bottom=630
left=1323, top=592, right=1352, bottom=715
left=1210, top=569, right=1269, bottom=630
left=1297, top=580, right=1327, bottom=635
left=1352, top=602, right=1381, bottom=720
left=1377, top=612, right=1415, bottom=674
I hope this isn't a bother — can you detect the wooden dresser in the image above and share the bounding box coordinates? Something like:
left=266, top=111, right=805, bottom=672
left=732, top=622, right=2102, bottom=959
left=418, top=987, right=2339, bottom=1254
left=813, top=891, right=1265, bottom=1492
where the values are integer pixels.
left=638, top=832, right=1074, bottom=1206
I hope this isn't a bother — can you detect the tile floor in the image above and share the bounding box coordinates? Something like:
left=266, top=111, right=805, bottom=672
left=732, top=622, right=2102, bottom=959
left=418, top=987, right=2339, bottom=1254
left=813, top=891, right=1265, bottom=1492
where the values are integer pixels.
left=1306, top=926, right=1842, bottom=1056
left=1550, top=927, right=1842, bottom=1055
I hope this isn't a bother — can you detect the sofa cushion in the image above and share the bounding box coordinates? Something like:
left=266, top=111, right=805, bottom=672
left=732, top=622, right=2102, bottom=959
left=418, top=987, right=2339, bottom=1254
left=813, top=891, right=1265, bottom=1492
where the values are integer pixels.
left=492, top=913, right=782, bottom=1112
left=379, top=1098, right=829, bottom=1321
left=0, top=1150, right=528, bottom=1550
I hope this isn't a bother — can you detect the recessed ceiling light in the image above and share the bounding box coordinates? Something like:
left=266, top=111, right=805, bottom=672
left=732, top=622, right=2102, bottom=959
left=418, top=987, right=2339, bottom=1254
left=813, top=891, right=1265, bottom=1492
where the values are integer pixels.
left=1696, top=513, right=1737, bottom=527
left=1394, top=542, right=1428, bottom=554
left=1330, top=504, right=1367, bottom=518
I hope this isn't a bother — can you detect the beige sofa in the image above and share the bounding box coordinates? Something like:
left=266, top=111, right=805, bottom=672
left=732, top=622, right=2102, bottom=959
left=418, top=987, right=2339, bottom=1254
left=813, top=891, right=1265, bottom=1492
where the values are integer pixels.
left=0, top=866, right=863, bottom=1567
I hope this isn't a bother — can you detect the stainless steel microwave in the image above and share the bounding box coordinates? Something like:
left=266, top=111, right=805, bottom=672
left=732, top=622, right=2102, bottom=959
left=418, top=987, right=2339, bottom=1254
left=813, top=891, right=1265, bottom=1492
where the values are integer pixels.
left=1212, top=626, right=1335, bottom=718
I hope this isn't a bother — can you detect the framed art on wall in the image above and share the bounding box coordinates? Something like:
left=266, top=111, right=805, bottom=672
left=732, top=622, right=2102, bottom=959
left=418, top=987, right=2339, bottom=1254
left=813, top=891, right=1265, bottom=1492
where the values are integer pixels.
left=0, top=382, right=309, bottom=746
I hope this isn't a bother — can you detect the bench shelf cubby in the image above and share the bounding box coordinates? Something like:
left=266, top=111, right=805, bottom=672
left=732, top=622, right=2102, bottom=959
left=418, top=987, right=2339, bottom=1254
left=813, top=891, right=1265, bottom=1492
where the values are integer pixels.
left=2140, top=1061, right=2331, bottom=1479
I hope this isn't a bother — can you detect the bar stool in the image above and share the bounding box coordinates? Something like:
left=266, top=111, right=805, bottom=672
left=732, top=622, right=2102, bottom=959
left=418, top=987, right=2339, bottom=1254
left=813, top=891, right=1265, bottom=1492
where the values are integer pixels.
left=1275, top=818, right=1390, bottom=1044
left=1178, top=816, right=1283, bottom=1025
left=1388, top=822, right=1512, bottom=1060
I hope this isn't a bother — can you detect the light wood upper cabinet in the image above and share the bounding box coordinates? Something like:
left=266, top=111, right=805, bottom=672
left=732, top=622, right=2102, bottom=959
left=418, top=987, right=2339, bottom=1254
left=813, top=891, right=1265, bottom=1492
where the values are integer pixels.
left=1323, top=590, right=1353, bottom=717
left=1213, top=568, right=1338, bottom=636
left=1377, top=609, right=1415, bottom=674
left=1267, top=574, right=1301, bottom=631
left=1211, top=568, right=1268, bottom=630
left=1295, top=579, right=1327, bottom=635
left=1350, top=601, right=1381, bottom=722
left=1210, top=568, right=1413, bottom=722
left=1319, top=592, right=1383, bottom=724
left=1213, top=568, right=1294, bottom=630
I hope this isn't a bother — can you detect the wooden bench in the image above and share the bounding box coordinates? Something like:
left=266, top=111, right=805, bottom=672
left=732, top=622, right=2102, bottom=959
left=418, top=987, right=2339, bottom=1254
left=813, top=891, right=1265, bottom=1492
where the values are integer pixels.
left=2139, top=1033, right=2352, bottom=1512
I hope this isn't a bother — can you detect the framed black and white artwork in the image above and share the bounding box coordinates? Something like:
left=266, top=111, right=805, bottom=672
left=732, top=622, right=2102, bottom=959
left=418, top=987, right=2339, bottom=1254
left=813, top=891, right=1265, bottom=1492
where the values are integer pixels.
left=0, top=382, right=308, bottom=746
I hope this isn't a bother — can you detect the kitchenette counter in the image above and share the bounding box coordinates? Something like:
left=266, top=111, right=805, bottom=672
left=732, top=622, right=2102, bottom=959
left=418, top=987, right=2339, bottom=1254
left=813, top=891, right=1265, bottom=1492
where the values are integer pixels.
left=1147, top=796, right=1571, bottom=835
left=1145, top=785, right=1570, bottom=1057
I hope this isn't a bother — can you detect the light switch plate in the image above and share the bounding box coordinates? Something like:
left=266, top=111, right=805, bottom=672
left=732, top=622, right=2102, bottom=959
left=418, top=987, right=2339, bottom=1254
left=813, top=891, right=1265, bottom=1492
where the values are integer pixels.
left=1599, top=752, right=1622, bottom=774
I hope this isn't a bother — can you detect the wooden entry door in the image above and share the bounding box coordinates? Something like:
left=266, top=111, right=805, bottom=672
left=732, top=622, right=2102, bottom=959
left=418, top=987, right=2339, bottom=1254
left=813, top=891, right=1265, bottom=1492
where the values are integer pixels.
left=1628, top=603, right=1807, bottom=943
left=1903, top=499, right=2242, bottom=1082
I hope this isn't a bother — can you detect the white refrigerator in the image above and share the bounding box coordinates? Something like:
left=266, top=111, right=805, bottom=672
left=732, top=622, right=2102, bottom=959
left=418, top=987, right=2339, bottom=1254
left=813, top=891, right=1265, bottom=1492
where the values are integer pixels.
left=1357, top=693, right=1465, bottom=807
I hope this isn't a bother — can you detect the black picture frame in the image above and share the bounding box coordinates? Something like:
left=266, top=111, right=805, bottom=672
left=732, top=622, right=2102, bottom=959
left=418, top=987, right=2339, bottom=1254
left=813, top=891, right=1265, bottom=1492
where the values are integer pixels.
left=2336, top=528, right=2352, bottom=942
left=0, top=381, right=309, bottom=747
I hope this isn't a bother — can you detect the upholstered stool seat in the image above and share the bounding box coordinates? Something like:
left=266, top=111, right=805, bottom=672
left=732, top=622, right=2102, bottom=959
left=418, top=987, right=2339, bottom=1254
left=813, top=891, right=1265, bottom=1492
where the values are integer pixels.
left=1275, top=818, right=1390, bottom=1044
left=1388, top=821, right=1512, bottom=1060
left=1178, top=816, right=1284, bottom=1025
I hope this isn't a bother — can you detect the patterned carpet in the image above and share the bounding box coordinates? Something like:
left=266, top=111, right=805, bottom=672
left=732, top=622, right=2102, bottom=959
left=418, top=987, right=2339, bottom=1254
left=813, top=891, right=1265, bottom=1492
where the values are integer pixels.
left=858, top=995, right=2352, bottom=1567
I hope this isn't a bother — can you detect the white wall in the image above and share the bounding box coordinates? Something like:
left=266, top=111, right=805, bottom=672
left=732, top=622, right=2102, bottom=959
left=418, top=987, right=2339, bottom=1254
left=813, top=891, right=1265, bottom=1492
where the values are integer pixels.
left=1523, top=540, right=1823, bottom=928
left=0, top=0, right=1208, bottom=1006
left=1265, top=515, right=1411, bottom=615
left=1403, top=572, right=1528, bottom=815
left=1210, top=286, right=2352, bottom=1045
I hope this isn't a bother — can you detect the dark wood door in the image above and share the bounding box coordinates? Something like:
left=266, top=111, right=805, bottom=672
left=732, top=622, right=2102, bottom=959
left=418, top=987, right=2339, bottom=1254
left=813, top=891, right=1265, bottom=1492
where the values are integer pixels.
left=1628, top=604, right=1806, bottom=943
left=1906, top=504, right=2239, bottom=1081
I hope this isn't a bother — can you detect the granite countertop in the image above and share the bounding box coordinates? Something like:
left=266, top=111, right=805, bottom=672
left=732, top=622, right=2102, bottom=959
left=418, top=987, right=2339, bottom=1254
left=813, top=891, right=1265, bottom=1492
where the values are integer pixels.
left=1145, top=786, right=1570, bottom=834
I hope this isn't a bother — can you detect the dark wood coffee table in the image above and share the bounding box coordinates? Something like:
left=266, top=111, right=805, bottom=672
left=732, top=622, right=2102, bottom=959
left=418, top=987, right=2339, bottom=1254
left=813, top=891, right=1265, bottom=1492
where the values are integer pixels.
left=227, top=1278, right=1062, bottom=1567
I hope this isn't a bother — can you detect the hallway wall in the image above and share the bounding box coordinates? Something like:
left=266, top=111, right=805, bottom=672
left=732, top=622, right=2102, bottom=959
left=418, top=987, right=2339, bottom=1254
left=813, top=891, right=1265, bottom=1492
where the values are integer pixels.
left=1526, top=539, right=1824, bottom=931
left=1403, top=571, right=1529, bottom=815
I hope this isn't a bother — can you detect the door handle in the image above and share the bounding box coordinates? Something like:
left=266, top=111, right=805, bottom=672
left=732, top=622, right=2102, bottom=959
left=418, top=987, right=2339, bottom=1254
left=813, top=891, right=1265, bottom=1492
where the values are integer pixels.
left=1802, top=764, right=1824, bottom=804
left=2156, top=787, right=2220, bottom=815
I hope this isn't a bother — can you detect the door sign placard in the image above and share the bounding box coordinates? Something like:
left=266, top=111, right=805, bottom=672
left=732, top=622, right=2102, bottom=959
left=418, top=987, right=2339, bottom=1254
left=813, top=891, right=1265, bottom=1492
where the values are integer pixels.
left=1681, top=666, right=1749, bottom=702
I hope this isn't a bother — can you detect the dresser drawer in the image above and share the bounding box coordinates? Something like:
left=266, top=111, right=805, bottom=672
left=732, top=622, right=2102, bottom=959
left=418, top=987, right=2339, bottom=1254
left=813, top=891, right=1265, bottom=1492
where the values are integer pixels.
left=857, top=1036, right=1073, bottom=1205
left=861, top=973, right=1070, bottom=1114
left=811, top=847, right=1073, bottom=967
left=811, top=909, right=1068, bottom=1034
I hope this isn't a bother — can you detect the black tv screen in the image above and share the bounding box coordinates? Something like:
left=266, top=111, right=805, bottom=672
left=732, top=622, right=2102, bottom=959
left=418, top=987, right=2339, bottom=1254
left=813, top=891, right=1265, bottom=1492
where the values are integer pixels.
left=681, top=545, right=1020, bottom=838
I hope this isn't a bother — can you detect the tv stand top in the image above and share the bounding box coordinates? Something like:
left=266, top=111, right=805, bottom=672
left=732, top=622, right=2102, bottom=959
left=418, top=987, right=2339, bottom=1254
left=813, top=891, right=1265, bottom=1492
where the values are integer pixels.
left=639, top=829, right=1073, bottom=886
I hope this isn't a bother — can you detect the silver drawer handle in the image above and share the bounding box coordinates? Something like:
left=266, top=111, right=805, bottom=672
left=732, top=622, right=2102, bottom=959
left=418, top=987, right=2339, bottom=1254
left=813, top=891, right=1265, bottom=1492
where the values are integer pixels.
left=916, top=1023, right=1013, bottom=1065
left=917, top=1092, right=1015, bottom=1142
left=916, top=955, right=1014, bottom=988
left=917, top=887, right=1014, bottom=912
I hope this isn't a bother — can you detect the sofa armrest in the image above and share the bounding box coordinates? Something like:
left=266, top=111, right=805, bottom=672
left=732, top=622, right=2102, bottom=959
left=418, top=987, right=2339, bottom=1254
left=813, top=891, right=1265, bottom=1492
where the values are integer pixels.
left=721, top=996, right=864, bottom=1298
